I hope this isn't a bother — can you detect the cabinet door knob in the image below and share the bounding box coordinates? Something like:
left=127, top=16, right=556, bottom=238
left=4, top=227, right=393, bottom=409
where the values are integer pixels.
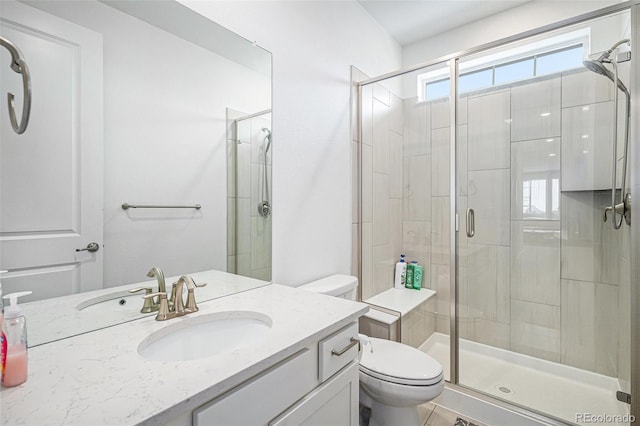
left=76, top=242, right=100, bottom=253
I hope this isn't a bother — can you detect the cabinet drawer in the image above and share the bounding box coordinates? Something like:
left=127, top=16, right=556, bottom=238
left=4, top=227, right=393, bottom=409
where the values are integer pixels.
left=318, top=322, right=358, bottom=382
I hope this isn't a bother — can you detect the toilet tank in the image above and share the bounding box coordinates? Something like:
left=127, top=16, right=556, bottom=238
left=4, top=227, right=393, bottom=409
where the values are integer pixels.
left=298, top=274, right=358, bottom=300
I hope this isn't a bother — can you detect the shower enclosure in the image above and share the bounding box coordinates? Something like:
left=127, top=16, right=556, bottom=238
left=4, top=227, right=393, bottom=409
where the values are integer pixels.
left=226, top=108, right=272, bottom=281
left=354, top=4, right=636, bottom=424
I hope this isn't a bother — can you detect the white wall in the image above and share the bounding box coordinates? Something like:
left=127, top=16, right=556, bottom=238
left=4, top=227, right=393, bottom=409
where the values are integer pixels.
left=403, top=0, right=620, bottom=69
left=181, top=1, right=402, bottom=286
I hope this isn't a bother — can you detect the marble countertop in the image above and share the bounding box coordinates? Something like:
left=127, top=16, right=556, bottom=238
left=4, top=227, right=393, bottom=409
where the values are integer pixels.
left=1, top=284, right=368, bottom=426
left=23, top=269, right=269, bottom=347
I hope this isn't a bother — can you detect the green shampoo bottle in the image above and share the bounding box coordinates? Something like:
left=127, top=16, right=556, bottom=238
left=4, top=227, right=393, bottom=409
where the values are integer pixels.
left=405, top=261, right=416, bottom=289
left=413, top=264, right=423, bottom=289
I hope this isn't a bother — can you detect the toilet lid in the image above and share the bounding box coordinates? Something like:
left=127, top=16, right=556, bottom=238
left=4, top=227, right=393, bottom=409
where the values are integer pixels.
left=359, top=337, right=443, bottom=386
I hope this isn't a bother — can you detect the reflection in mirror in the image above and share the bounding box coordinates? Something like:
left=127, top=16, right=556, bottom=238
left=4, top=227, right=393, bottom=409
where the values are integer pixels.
left=227, top=109, right=272, bottom=281
left=0, top=0, right=272, bottom=346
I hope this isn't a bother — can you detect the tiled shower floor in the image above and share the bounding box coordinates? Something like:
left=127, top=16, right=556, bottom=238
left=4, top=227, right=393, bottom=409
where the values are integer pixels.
left=420, top=333, right=629, bottom=425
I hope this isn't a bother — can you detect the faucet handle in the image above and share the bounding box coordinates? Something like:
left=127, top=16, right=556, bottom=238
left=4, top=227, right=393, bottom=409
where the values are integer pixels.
left=169, top=281, right=205, bottom=308
left=169, top=282, right=179, bottom=307
left=143, top=292, right=171, bottom=321
left=129, top=287, right=156, bottom=313
left=184, top=282, right=206, bottom=313
left=184, top=288, right=199, bottom=313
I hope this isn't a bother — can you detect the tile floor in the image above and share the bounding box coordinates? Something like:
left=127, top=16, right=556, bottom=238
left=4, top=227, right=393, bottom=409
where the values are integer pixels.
left=419, top=402, right=488, bottom=426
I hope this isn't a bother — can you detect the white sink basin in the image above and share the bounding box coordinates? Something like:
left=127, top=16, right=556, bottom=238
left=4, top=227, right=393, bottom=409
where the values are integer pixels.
left=76, top=291, right=142, bottom=314
left=137, top=311, right=272, bottom=362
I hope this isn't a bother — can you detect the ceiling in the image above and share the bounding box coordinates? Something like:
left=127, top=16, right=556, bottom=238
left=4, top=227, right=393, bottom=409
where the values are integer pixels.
left=357, top=0, right=532, bottom=46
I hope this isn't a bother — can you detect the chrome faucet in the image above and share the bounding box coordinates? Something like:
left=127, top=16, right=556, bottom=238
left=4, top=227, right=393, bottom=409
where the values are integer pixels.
left=142, top=275, right=207, bottom=321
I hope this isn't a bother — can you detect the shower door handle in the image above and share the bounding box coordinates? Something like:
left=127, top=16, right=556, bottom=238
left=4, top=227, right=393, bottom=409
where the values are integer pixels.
left=466, top=208, right=475, bottom=238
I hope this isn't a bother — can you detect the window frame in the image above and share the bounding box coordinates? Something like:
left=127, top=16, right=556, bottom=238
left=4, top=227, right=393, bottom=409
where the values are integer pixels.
left=417, top=29, right=590, bottom=102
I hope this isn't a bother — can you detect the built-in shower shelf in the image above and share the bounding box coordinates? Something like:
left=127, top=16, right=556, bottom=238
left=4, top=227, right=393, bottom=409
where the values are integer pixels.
left=365, top=287, right=436, bottom=319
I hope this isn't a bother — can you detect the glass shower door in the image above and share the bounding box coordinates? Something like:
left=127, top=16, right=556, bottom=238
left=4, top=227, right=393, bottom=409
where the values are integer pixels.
left=455, top=10, right=632, bottom=423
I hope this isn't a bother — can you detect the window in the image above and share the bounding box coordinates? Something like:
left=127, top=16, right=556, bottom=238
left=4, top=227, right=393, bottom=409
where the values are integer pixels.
left=536, top=45, right=584, bottom=75
left=494, top=58, right=534, bottom=84
left=425, top=78, right=450, bottom=100
left=421, top=40, right=585, bottom=101
left=459, top=68, right=493, bottom=92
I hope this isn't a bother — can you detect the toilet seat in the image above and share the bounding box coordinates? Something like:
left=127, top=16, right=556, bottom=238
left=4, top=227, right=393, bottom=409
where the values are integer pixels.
left=359, top=337, right=443, bottom=386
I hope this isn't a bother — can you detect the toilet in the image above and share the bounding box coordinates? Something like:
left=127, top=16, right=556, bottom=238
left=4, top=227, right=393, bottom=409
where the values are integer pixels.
left=298, top=275, right=444, bottom=426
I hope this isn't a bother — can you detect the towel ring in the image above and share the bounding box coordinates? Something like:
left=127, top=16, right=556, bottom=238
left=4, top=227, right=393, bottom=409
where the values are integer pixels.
left=1, top=36, right=31, bottom=134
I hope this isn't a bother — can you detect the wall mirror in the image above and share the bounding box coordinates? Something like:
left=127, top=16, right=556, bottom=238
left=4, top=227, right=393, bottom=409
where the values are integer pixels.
left=0, top=0, right=272, bottom=346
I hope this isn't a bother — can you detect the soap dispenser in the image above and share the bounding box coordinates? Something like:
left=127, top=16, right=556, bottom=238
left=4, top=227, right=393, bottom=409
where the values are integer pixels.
left=2, top=291, right=31, bottom=387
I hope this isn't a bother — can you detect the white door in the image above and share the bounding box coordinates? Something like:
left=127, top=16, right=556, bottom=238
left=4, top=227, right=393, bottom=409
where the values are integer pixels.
left=0, top=0, right=103, bottom=301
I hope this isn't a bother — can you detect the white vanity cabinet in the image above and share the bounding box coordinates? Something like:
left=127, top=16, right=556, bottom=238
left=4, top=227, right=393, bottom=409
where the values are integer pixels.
left=193, top=322, right=359, bottom=426
left=269, top=362, right=358, bottom=426
left=1, top=285, right=369, bottom=426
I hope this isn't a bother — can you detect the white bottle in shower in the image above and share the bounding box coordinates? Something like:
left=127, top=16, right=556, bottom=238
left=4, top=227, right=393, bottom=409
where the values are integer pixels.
left=394, top=255, right=406, bottom=289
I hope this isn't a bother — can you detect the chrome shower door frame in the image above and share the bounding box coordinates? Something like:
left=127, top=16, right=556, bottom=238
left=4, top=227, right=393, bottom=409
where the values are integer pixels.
left=630, top=2, right=640, bottom=419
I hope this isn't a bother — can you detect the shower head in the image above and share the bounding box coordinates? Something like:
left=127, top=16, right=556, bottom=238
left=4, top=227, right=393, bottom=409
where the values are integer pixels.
left=583, top=58, right=610, bottom=76
left=262, top=127, right=272, bottom=153
left=582, top=39, right=630, bottom=95
left=583, top=58, right=629, bottom=95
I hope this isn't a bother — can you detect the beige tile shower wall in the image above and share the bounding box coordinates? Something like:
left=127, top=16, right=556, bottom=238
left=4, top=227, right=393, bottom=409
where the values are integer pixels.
left=460, top=88, right=512, bottom=350
left=559, top=66, right=630, bottom=378
left=402, top=298, right=436, bottom=349
left=401, top=97, right=469, bottom=339
left=360, top=83, right=404, bottom=300
left=428, top=128, right=449, bottom=336
left=508, top=70, right=628, bottom=376
left=396, top=67, right=629, bottom=377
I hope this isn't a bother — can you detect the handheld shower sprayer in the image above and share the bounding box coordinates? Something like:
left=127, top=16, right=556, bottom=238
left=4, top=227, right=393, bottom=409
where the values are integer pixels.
left=582, top=39, right=631, bottom=229
left=597, top=39, right=630, bottom=62
left=259, top=128, right=272, bottom=218
left=262, top=128, right=272, bottom=153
